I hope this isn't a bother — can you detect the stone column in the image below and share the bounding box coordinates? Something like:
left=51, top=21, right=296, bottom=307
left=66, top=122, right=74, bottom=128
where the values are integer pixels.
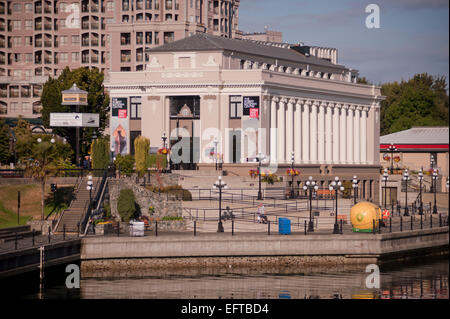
left=318, top=101, right=326, bottom=163
left=361, top=106, right=368, bottom=164
left=354, top=106, right=361, bottom=164
left=302, top=101, right=311, bottom=163
left=310, top=101, right=319, bottom=163
left=326, top=103, right=333, bottom=163
left=332, top=104, right=340, bottom=163
left=347, top=105, right=354, bottom=164
left=286, top=98, right=295, bottom=162
left=294, top=100, right=302, bottom=163
left=277, top=98, right=286, bottom=163
left=270, top=97, right=278, bottom=164
left=340, top=105, right=347, bottom=164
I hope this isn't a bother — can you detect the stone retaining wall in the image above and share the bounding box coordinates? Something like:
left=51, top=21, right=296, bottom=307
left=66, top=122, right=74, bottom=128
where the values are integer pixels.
left=108, top=177, right=182, bottom=221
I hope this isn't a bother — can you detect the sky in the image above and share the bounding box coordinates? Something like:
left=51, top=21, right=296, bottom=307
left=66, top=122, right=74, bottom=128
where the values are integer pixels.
left=238, top=0, right=449, bottom=86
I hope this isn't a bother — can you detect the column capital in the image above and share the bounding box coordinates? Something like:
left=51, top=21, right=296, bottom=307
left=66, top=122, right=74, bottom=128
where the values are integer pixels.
left=327, top=102, right=336, bottom=108
left=271, top=96, right=279, bottom=103
left=288, top=98, right=297, bottom=105
left=312, top=100, right=321, bottom=107
left=280, top=97, right=288, bottom=104
left=296, top=99, right=305, bottom=106
left=362, top=105, right=370, bottom=112
left=342, top=104, right=350, bottom=110
left=320, top=101, right=328, bottom=108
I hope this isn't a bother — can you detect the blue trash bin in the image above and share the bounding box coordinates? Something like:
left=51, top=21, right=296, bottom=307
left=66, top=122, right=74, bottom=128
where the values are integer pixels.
left=278, top=218, right=291, bottom=235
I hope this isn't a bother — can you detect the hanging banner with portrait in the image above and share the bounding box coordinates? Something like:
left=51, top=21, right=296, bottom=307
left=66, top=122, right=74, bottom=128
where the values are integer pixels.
left=110, top=97, right=129, bottom=156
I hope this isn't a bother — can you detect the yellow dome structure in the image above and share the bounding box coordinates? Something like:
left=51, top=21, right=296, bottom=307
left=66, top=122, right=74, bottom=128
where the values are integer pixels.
left=350, top=201, right=382, bottom=233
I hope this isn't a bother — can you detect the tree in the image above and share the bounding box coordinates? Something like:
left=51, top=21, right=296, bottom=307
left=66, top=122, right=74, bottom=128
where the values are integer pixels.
left=117, top=189, right=136, bottom=222
left=90, top=138, right=110, bottom=172
left=0, top=119, right=10, bottom=165
left=26, top=135, right=69, bottom=220
left=380, top=73, right=449, bottom=135
left=134, top=136, right=150, bottom=177
left=40, top=67, right=110, bottom=164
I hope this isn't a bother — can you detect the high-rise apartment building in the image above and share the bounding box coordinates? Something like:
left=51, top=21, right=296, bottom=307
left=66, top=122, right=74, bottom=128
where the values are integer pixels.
left=0, top=0, right=241, bottom=119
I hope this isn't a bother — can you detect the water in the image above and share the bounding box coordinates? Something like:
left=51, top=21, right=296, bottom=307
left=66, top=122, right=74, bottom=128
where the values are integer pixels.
left=3, top=256, right=448, bottom=299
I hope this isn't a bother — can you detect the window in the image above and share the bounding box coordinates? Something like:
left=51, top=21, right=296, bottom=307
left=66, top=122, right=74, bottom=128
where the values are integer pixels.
left=130, top=96, right=142, bottom=119
left=13, top=20, right=22, bottom=30
left=22, top=102, right=32, bottom=113
left=10, top=102, right=20, bottom=112
left=60, top=53, right=68, bottom=63
left=164, top=32, right=174, bottom=44
left=120, top=50, right=131, bottom=62
left=122, top=0, right=130, bottom=11
left=60, top=36, right=68, bottom=45
left=25, top=53, right=33, bottom=62
left=72, top=35, right=80, bottom=44
left=154, top=32, right=159, bottom=45
left=229, top=96, right=242, bottom=119
left=136, top=32, right=143, bottom=45
left=145, top=32, right=152, bottom=44
left=25, top=20, right=33, bottom=30
left=25, top=3, right=33, bottom=13
left=121, top=33, right=131, bottom=45
left=13, top=37, right=22, bottom=47
left=72, top=52, right=80, bottom=62
left=120, top=67, right=131, bottom=72
left=107, top=1, right=114, bottom=11
left=13, top=3, right=21, bottom=12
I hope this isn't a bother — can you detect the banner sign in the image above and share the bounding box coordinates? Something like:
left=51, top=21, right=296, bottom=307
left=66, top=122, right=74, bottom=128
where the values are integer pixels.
left=50, top=113, right=99, bottom=127
left=243, top=96, right=260, bottom=117
left=111, top=97, right=128, bottom=117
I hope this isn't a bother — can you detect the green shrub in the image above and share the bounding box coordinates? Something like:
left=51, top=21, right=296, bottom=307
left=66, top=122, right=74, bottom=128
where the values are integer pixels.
left=91, top=138, right=110, bottom=174
left=134, top=136, right=150, bottom=177
left=117, top=188, right=136, bottom=222
left=115, top=154, right=134, bottom=176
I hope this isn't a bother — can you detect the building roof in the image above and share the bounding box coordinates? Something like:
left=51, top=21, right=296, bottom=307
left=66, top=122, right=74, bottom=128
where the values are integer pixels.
left=148, top=33, right=347, bottom=71
left=380, top=127, right=449, bottom=146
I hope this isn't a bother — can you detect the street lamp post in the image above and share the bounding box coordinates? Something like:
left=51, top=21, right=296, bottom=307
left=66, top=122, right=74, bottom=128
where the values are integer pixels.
left=213, top=176, right=227, bottom=232
left=329, top=177, right=345, bottom=234
left=303, top=176, right=318, bottom=232
left=161, top=132, right=168, bottom=171
left=254, top=153, right=265, bottom=201
left=403, top=169, right=410, bottom=216
left=418, top=168, right=424, bottom=215
left=432, top=169, right=438, bottom=214
left=212, top=137, right=219, bottom=171
left=387, top=143, right=398, bottom=174
left=352, top=175, right=359, bottom=205
left=290, top=152, right=295, bottom=198
left=382, top=169, right=389, bottom=209
left=87, top=175, right=93, bottom=209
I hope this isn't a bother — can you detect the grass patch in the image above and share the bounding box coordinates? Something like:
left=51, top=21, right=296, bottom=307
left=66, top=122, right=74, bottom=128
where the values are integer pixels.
left=0, top=183, right=75, bottom=229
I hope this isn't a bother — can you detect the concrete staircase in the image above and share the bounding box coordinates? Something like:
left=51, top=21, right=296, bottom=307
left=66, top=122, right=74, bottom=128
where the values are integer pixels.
left=54, top=177, right=100, bottom=233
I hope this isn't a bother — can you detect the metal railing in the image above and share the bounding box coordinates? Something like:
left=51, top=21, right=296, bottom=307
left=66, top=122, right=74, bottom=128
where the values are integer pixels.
left=81, top=170, right=109, bottom=235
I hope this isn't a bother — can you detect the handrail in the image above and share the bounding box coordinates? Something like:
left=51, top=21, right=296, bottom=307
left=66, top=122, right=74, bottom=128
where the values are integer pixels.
left=81, top=170, right=108, bottom=235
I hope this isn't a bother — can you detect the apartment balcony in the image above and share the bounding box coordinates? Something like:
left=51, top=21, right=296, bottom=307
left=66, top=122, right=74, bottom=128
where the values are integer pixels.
left=35, top=23, right=42, bottom=31
left=44, top=24, right=52, bottom=31
left=91, top=40, right=99, bottom=46
left=91, top=5, right=99, bottom=13
left=82, top=5, right=89, bottom=13
left=82, top=22, right=90, bottom=30
left=0, top=25, right=5, bottom=32
left=44, top=58, right=52, bottom=64
left=82, top=57, right=89, bottom=64
left=91, top=23, right=99, bottom=29
left=35, top=40, right=43, bottom=47
left=44, top=7, right=52, bottom=14
left=91, top=57, right=99, bottom=63
left=82, top=40, right=90, bottom=46
left=35, top=5, right=42, bottom=14
left=44, top=40, right=52, bottom=47
left=120, top=56, right=131, bottom=63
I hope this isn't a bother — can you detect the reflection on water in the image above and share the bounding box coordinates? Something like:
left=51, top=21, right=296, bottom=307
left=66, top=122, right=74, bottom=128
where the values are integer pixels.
left=77, top=258, right=448, bottom=299
left=9, top=257, right=449, bottom=299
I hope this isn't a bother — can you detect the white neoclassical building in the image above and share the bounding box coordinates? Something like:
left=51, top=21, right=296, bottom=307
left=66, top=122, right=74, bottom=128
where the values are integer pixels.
left=105, top=34, right=385, bottom=202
